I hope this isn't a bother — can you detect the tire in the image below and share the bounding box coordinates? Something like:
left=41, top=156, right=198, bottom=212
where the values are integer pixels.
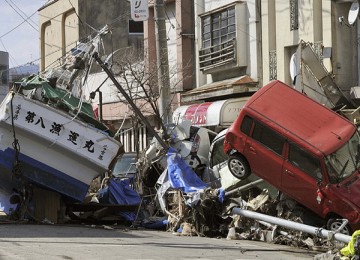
left=228, top=153, right=251, bottom=180
left=327, top=218, right=351, bottom=235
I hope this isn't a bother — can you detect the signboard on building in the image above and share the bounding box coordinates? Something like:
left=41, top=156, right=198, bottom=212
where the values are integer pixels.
left=130, top=0, right=149, bottom=21
left=172, top=97, right=251, bottom=127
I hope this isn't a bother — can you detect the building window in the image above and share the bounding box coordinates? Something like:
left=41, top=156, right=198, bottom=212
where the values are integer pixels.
left=128, top=20, right=144, bottom=34
left=0, top=65, right=8, bottom=85
left=128, top=20, right=144, bottom=53
left=269, top=50, right=277, bottom=80
left=199, top=6, right=236, bottom=70
left=290, top=0, right=299, bottom=31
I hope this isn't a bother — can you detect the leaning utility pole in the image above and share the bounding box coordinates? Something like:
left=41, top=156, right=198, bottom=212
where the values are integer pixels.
left=154, top=0, right=171, bottom=124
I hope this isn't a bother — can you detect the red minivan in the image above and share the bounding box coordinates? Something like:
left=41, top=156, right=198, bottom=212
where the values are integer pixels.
left=224, top=80, right=360, bottom=234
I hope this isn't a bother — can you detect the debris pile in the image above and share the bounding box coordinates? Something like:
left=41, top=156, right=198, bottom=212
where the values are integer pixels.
left=0, top=118, right=357, bottom=259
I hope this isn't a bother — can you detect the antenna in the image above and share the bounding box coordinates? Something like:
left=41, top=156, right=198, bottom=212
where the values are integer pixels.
left=348, top=1, right=359, bottom=25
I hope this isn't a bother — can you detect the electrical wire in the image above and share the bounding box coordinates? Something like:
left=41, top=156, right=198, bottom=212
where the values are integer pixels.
left=0, top=10, right=38, bottom=39
left=4, top=0, right=38, bottom=31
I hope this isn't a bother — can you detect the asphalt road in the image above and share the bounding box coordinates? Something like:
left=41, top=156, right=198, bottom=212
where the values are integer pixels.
left=0, top=223, right=319, bottom=260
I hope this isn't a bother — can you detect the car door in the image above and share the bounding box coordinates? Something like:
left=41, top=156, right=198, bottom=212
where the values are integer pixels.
left=281, top=142, right=322, bottom=215
left=242, top=121, right=285, bottom=188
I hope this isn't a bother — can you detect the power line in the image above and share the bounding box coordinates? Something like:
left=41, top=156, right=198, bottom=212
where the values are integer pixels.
left=6, top=0, right=38, bottom=28
left=3, top=0, right=38, bottom=32
left=0, top=10, right=37, bottom=39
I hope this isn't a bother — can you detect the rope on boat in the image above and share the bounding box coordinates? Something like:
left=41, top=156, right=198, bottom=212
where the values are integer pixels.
left=9, top=92, right=32, bottom=221
left=10, top=92, right=21, bottom=179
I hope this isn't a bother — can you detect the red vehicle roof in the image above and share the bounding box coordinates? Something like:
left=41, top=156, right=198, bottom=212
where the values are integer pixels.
left=245, top=80, right=356, bottom=154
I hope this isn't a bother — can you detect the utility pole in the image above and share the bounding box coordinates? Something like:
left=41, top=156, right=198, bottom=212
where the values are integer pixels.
left=154, top=0, right=171, bottom=124
left=93, top=52, right=168, bottom=150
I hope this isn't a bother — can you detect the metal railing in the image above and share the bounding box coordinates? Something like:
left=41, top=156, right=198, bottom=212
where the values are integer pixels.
left=199, top=38, right=236, bottom=71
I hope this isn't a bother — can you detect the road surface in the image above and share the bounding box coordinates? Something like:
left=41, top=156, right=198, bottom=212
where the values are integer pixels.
left=0, top=223, right=319, bottom=259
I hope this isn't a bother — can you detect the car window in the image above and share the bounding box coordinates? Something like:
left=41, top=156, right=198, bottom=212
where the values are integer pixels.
left=240, top=115, right=253, bottom=135
left=252, top=121, right=285, bottom=156
left=288, top=143, right=321, bottom=180
left=112, top=154, right=137, bottom=176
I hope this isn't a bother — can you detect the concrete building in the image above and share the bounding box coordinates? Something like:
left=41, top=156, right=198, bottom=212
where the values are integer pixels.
left=144, top=0, right=261, bottom=132
left=38, top=0, right=147, bottom=152
left=38, top=0, right=360, bottom=149
left=162, top=0, right=360, bottom=132
left=0, top=51, right=9, bottom=102
left=38, top=0, right=142, bottom=71
left=260, top=0, right=359, bottom=98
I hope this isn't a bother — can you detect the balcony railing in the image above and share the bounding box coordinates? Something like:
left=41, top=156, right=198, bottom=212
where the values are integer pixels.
left=199, top=38, right=236, bottom=71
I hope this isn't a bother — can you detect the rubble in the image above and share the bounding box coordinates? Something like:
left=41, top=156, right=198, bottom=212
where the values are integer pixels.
left=0, top=117, right=358, bottom=260
left=2, top=39, right=360, bottom=259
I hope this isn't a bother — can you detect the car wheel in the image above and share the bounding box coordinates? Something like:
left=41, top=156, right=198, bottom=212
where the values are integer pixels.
left=228, top=154, right=251, bottom=180
left=327, top=218, right=351, bottom=235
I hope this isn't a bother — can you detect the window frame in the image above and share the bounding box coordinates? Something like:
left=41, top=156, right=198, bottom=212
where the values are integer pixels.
left=128, top=20, right=144, bottom=35
left=251, top=121, right=286, bottom=156
left=241, top=115, right=285, bottom=157
left=201, top=6, right=236, bottom=49
left=288, top=142, right=322, bottom=180
left=240, top=115, right=253, bottom=136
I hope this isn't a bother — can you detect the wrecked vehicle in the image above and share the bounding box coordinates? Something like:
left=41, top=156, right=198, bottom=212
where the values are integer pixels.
left=0, top=25, right=121, bottom=205
left=110, top=152, right=138, bottom=179
left=139, top=121, right=217, bottom=188
left=224, top=80, right=360, bottom=234
left=203, top=128, right=278, bottom=198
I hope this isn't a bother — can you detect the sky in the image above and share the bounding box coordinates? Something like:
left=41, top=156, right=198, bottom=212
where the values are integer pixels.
left=0, top=0, right=47, bottom=68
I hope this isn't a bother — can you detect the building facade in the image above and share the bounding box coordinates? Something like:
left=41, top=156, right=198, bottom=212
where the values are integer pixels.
left=144, top=0, right=261, bottom=132
left=162, top=0, right=360, bottom=132
left=38, top=0, right=139, bottom=71
left=0, top=51, right=9, bottom=102
left=38, top=0, right=148, bottom=152
left=261, top=0, right=359, bottom=98
left=37, top=0, right=360, bottom=149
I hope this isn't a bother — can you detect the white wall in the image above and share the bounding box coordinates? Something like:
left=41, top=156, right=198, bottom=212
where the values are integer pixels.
left=194, top=0, right=259, bottom=87
left=261, top=0, right=333, bottom=86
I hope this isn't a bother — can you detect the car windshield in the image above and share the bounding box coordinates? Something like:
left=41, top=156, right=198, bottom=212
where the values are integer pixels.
left=210, top=136, right=228, bottom=167
left=112, top=154, right=138, bottom=177
left=325, top=131, right=360, bottom=183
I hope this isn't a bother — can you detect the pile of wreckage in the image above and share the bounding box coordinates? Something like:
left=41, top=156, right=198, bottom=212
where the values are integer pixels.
left=83, top=119, right=360, bottom=260
left=1, top=28, right=360, bottom=260
left=43, top=118, right=359, bottom=259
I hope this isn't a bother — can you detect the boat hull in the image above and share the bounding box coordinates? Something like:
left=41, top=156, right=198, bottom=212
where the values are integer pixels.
left=0, top=93, right=122, bottom=201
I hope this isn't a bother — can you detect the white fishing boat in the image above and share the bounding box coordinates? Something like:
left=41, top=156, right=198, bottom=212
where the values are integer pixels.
left=0, top=26, right=122, bottom=202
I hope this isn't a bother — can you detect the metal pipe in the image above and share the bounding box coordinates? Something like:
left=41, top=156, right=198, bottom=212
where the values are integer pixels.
left=98, top=90, right=103, bottom=122
left=257, top=220, right=293, bottom=240
left=232, top=208, right=351, bottom=243
left=225, top=179, right=264, bottom=197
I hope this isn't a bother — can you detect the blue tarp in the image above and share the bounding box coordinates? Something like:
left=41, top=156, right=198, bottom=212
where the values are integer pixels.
left=166, top=147, right=208, bottom=193
left=98, top=178, right=141, bottom=221
left=108, top=178, right=141, bottom=205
